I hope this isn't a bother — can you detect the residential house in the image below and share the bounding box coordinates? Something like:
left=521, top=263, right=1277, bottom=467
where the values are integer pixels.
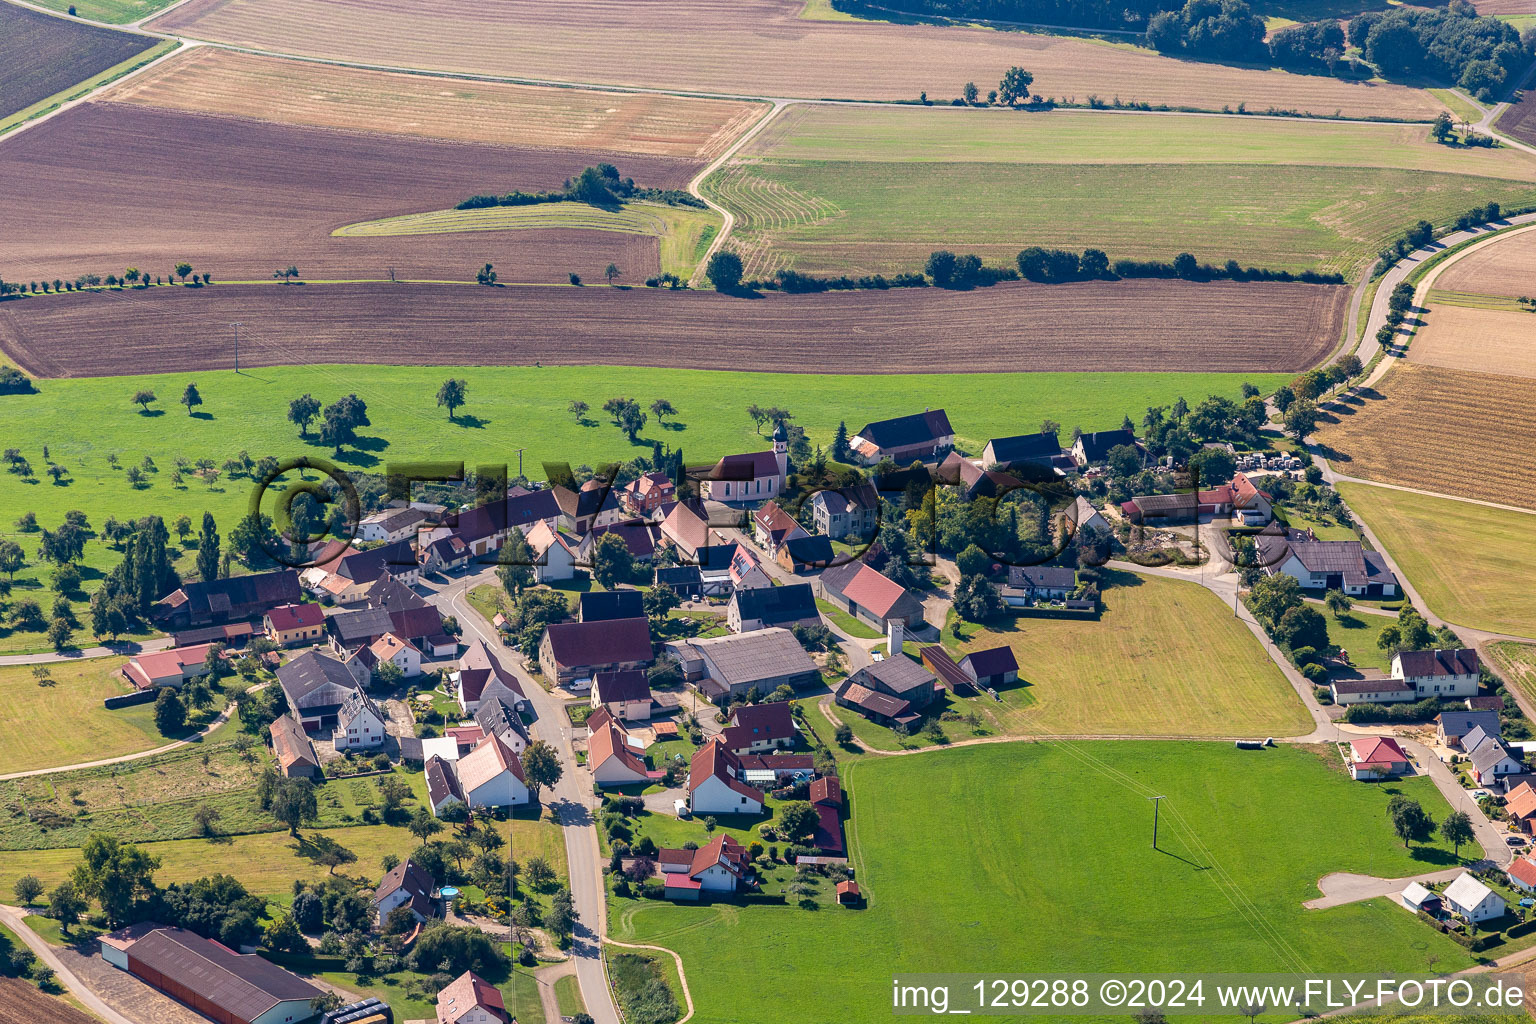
left=152, top=569, right=302, bottom=630
left=336, top=540, right=421, bottom=588
left=436, top=971, right=509, bottom=1024
left=657, top=834, right=751, bottom=899
left=659, top=501, right=715, bottom=561
left=728, top=583, right=819, bottom=633
left=622, top=471, right=677, bottom=516
left=1395, top=649, right=1480, bottom=700
left=278, top=650, right=363, bottom=731
left=817, top=561, right=925, bottom=632
left=334, top=691, right=389, bottom=751
left=1510, top=856, right=1536, bottom=894
left=553, top=479, right=626, bottom=535
left=1469, top=733, right=1523, bottom=786
left=348, top=633, right=422, bottom=682
left=577, top=521, right=658, bottom=566
left=383, top=604, right=455, bottom=659
left=525, top=519, right=578, bottom=583
left=1227, top=473, right=1274, bottom=525
left=776, top=534, right=836, bottom=574
left=654, top=565, right=704, bottom=601
left=1071, top=429, right=1138, bottom=468
left=1002, top=566, right=1076, bottom=606
left=688, top=739, right=763, bottom=815
left=1442, top=872, right=1506, bottom=924
left=810, top=482, right=879, bottom=541
left=579, top=589, right=645, bottom=623
left=835, top=657, right=937, bottom=727
left=809, top=770, right=845, bottom=857
left=121, top=643, right=216, bottom=691
left=1348, top=736, right=1410, bottom=780
left=1062, top=496, right=1110, bottom=537
left=1506, top=783, right=1536, bottom=836
left=727, top=544, right=773, bottom=592
left=374, top=859, right=437, bottom=927
left=358, top=506, right=428, bottom=545
left=937, top=451, right=1024, bottom=501
left=669, top=628, right=820, bottom=701
left=982, top=431, right=1061, bottom=471
left=591, top=669, right=653, bottom=721
left=720, top=702, right=797, bottom=754
left=269, top=714, right=319, bottom=778
left=99, top=926, right=321, bottom=1024
left=587, top=713, right=650, bottom=787
left=475, top=696, right=530, bottom=755
left=538, top=617, right=654, bottom=686
left=753, top=501, right=808, bottom=558
left=454, top=734, right=529, bottom=808
left=704, top=424, right=788, bottom=504
left=849, top=410, right=955, bottom=465
left=1259, top=532, right=1399, bottom=598
left=736, top=752, right=814, bottom=786
left=419, top=534, right=473, bottom=575
left=454, top=638, right=527, bottom=715
left=425, top=755, right=464, bottom=816
left=1438, top=710, right=1502, bottom=749
left=327, top=607, right=396, bottom=656
left=263, top=602, right=324, bottom=647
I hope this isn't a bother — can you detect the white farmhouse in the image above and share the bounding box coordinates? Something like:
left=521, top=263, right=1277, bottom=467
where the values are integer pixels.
left=1442, top=872, right=1506, bottom=924
left=333, top=691, right=388, bottom=751
left=1393, top=649, right=1480, bottom=699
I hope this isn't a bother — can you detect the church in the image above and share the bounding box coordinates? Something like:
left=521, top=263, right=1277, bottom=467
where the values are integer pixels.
left=702, top=422, right=789, bottom=505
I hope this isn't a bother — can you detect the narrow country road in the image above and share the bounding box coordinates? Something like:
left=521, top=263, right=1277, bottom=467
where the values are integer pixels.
left=0, top=904, right=137, bottom=1024
left=0, top=635, right=173, bottom=667
left=422, top=567, right=622, bottom=1024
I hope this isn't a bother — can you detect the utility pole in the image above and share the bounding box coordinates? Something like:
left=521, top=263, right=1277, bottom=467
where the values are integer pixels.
left=510, top=446, right=526, bottom=482
left=230, top=322, right=244, bottom=373
left=1149, top=795, right=1166, bottom=849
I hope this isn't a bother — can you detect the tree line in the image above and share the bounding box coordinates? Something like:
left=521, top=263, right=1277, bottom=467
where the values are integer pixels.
left=458, top=163, right=706, bottom=211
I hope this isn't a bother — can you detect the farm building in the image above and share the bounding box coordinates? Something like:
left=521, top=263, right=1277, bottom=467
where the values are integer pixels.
left=810, top=482, right=879, bottom=540
left=99, top=925, right=321, bottom=1024
left=1002, top=566, right=1076, bottom=606
left=1071, top=429, right=1137, bottom=467
left=654, top=565, right=704, bottom=601
left=982, top=431, right=1062, bottom=471
left=848, top=409, right=954, bottom=465
left=703, top=424, right=788, bottom=504
left=818, top=561, right=924, bottom=631
left=591, top=669, right=653, bottom=721
left=728, top=583, right=819, bottom=633
left=1329, top=675, right=1415, bottom=705
left=121, top=643, right=216, bottom=691
left=670, top=628, right=820, bottom=701
left=268, top=715, right=319, bottom=778
left=835, top=657, right=937, bottom=727
left=1258, top=530, right=1398, bottom=598
left=358, top=506, right=429, bottom=544
left=579, top=589, right=644, bottom=623
left=262, top=602, right=324, bottom=647
left=278, top=650, right=364, bottom=731
left=538, top=617, right=654, bottom=686
left=335, top=540, right=420, bottom=587
left=153, top=569, right=302, bottom=630
left=1062, top=496, right=1110, bottom=536
left=660, top=501, right=715, bottom=559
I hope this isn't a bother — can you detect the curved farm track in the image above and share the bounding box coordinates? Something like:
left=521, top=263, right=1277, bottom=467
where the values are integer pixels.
left=0, top=278, right=1344, bottom=378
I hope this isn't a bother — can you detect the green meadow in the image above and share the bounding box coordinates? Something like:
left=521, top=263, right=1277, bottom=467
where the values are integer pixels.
left=611, top=741, right=1476, bottom=1024
left=709, top=105, right=1536, bottom=278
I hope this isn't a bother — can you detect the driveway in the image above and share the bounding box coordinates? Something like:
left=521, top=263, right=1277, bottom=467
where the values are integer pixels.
left=1303, top=867, right=1465, bottom=910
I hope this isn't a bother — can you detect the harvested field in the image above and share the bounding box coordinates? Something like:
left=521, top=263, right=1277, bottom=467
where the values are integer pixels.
left=146, top=0, right=1446, bottom=118
left=0, top=102, right=704, bottom=286
left=1433, top=224, right=1536, bottom=298
left=0, top=3, right=157, bottom=120
left=1408, top=302, right=1536, bottom=379
left=1316, top=363, right=1536, bottom=508
left=0, top=279, right=1346, bottom=378
left=1498, top=84, right=1536, bottom=147
left=0, top=979, right=97, bottom=1024
left=1473, top=0, right=1535, bottom=13
left=102, top=47, right=764, bottom=159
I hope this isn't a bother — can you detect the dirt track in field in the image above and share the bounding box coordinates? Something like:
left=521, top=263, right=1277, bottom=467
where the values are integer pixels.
left=0, top=3, right=156, bottom=119
left=1316, top=363, right=1536, bottom=508
left=0, top=279, right=1345, bottom=379
left=147, top=0, right=1444, bottom=119
left=0, top=101, right=706, bottom=287
left=102, top=48, right=766, bottom=160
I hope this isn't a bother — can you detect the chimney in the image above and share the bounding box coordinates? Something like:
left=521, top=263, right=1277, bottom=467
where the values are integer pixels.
left=887, top=617, right=904, bottom=657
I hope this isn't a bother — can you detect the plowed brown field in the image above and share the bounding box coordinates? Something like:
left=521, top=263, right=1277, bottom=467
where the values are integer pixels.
left=1316, top=363, right=1536, bottom=507
left=0, top=979, right=97, bottom=1024
left=1433, top=226, right=1536, bottom=299
left=0, top=278, right=1345, bottom=378
left=0, top=102, right=705, bottom=286
left=147, top=0, right=1445, bottom=119
left=102, top=47, right=765, bottom=159
left=1497, top=86, right=1536, bottom=148
left=0, top=2, right=157, bottom=119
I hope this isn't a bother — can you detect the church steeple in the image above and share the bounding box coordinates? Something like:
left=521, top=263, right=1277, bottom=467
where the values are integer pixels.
left=772, top=420, right=788, bottom=476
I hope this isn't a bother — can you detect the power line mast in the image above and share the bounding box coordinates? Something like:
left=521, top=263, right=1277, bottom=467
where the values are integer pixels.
left=1148, top=795, right=1166, bottom=849
left=230, top=322, right=244, bottom=373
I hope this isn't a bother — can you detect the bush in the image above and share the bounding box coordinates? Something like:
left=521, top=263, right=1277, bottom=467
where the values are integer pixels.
left=1300, top=662, right=1327, bottom=683
left=1343, top=697, right=1442, bottom=724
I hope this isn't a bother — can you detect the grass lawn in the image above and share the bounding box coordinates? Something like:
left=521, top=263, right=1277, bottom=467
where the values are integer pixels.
left=1322, top=607, right=1395, bottom=672
left=1338, top=483, right=1536, bottom=637
left=953, top=572, right=1311, bottom=738
left=0, top=656, right=185, bottom=773
left=609, top=741, right=1477, bottom=1024
left=19, top=0, right=181, bottom=23
left=0, top=365, right=1284, bottom=598
left=22, top=913, right=101, bottom=947
left=512, top=805, right=569, bottom=919
left=554, top=973, right=585, bottom=1017
left=335, top=201, right=723, bottom=281
left=1276, top=504, right=1360, bottom=542
left=509, top=966, right=547, bottom=1024
left=713, top=104, right=1536, bottom=278
left=0, top=824, right=418, bottom=899
left=466, top=584, right=510, bottom=626
left=815, top=598, right=881, bottom=639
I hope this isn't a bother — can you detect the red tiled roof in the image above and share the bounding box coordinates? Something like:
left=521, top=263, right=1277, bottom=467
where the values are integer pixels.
left=1351, top=736, right=1408, bottom=764
left=834, top=563, right=913, bottom=621
left=810, top=775, right=842, bottom=807
left=1509, top=783, right=1536, bottom=821
left=1510, top=856, right=1536, bottom=888
left=689, top=833, right=748, bottom=880
left=266, top=602, right=323, bottom=631
left=753, top=501, right=802, bottom=543
left=589, top=719, right=648, bottom=777
left=437, top=970, right=506, bottom=1024
left=689, top=738, right=760, bottom=803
